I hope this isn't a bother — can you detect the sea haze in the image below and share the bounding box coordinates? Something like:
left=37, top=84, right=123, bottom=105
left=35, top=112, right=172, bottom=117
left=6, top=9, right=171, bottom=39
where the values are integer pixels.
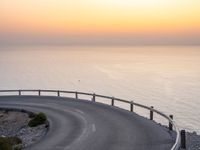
left=0, top=46, right=199, bottom=132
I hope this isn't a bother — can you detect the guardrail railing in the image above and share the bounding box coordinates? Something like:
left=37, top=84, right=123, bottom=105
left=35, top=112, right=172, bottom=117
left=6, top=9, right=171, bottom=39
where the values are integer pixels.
left=0, top=89, right=181, bottom=150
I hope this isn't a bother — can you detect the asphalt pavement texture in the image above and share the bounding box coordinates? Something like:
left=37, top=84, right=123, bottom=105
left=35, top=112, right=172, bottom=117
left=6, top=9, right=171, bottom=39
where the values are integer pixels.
left=0, top=96, right=174, bottom=150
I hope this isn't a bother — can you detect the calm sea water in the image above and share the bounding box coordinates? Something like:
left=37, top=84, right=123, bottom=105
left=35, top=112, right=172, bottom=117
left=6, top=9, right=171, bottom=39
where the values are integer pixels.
left=0, top=46, right=200, bottom=132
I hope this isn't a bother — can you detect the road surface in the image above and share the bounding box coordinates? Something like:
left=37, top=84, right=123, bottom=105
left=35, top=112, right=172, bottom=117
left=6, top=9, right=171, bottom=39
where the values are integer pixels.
left=0, top=96, right=174, bottom=150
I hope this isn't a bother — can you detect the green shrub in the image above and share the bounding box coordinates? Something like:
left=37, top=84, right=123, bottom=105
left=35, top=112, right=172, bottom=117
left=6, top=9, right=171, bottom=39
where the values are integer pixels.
left=28, top=112, right=36, bottom=118
left=0, top=137, right=11, bottom=150
left=0, top=137, right=22, bottom=150
left=28, top=112, right=47, bottom=127
left=7, top=137, right=22, bottom=145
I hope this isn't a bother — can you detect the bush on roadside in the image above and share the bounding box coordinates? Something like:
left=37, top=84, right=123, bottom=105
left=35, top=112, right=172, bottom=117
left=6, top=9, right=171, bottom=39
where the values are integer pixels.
left=0, top=137, right=11, bottom=150
left=28, top=112, right=47, bottom=127
left=28, top=112, right=36, bottom=118
left=0, top=137, right=22, bottom=150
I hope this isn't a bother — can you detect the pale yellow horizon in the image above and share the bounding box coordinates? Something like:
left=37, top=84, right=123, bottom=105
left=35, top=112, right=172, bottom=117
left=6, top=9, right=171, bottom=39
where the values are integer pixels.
left=0, top=0, right=200, bottom=45
left=1, top=0, right=200, bottom=34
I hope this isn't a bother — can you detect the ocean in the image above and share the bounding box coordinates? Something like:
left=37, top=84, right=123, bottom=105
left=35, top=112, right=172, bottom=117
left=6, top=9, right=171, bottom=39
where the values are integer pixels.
left=0, top=46, right=200, bottom=133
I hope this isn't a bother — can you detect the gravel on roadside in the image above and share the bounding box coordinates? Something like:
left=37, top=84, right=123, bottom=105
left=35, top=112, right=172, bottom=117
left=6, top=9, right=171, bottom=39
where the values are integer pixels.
left=184, top=131, right=200, bottom=150
left=0, top=110, right=48, bottom=148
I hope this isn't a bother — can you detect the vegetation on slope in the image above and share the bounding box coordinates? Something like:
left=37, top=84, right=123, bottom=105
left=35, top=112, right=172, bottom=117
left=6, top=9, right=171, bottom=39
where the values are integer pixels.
left=28, top=113, right=47, bottom=127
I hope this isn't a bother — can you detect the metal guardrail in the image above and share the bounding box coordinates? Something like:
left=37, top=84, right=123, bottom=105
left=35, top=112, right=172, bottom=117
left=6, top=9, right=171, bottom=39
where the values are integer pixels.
left=0, top=89, right=181, bottom=150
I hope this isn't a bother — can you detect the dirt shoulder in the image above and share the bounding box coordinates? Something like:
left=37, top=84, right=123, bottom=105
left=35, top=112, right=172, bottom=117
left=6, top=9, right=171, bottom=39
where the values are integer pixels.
left=0, top=109, right=48, bottom=149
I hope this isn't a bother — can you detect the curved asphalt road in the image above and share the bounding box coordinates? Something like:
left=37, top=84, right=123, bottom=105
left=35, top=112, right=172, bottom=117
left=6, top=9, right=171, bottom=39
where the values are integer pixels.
left=0, top=96, right=174, bottom=150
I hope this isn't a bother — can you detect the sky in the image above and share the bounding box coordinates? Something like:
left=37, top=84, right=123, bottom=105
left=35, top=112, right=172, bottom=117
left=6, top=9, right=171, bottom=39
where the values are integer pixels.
left=0, top=0, right=200, bottom=45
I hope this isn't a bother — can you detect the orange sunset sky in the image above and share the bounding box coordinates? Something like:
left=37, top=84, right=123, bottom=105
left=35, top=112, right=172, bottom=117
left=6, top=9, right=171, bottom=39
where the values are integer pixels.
left=0, top=0, right=200, bottom=45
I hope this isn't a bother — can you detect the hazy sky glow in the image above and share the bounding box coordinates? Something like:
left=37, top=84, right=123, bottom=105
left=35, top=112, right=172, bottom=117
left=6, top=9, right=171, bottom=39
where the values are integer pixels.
left=1, top=0, right=200, bottom=45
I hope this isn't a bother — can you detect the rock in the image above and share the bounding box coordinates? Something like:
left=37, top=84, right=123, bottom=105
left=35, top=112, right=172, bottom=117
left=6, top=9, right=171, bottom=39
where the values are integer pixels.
left=13, top=144, right=23, bottom=150
left=45, top=123, right=49, bottom=128
left=186, top=131, right=200, bottom=150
